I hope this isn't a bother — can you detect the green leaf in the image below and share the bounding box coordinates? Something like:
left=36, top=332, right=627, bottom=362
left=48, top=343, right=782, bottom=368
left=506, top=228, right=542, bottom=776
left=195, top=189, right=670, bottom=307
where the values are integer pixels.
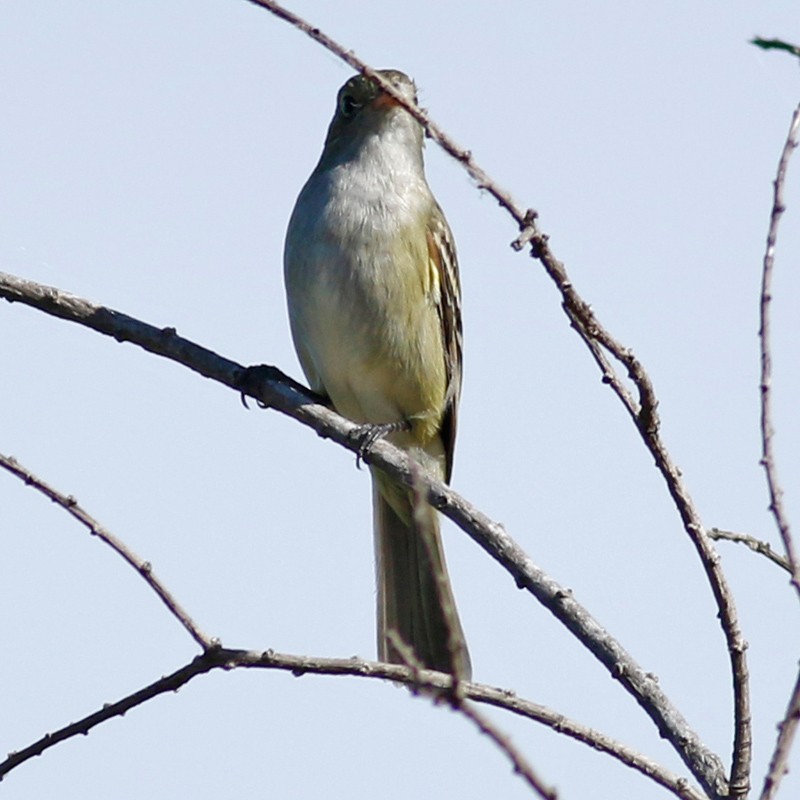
left=750, top=37, right=800, bottom=59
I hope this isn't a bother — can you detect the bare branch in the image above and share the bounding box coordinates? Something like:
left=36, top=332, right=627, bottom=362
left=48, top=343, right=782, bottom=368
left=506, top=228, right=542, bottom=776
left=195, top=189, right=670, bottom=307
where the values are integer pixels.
left=0, top=270, right=725, bottom=797
left=480, top=687, right=708, bottom=800
left=0, top=647, right=708, bottom=800
left=0, top=451, right=214, bottom=650
left=515, top=176, right=752, bottom=800
left=709, top=528, right=792, bottom=573
left=457, top=701, right=559, bottom=800
left=758, top=102, right=800, bottom=595
left=755, top=100, right=800, bottom=800
left=391, top=617, right=558, bottom=800
left=389, top=628, right=557, bottom=800
left=760, top=665, right=800, bottom=800
left=243, top=0, right=526, bottom=227
left=0, top=649, right=225, bottom=780
left=239, top=5, right=750, bottom=793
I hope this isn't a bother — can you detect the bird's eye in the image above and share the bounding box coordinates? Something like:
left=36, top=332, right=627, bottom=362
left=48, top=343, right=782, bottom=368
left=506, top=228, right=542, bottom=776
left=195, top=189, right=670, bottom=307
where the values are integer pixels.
left=339, top=92, right=360, bottom=117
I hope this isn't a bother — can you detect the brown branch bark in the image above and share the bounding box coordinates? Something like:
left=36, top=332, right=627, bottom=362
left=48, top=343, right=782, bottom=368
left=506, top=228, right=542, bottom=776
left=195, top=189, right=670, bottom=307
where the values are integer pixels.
left=456, top=701, right=559, bottom=800
left=709, top=528, right=792, bottom=574
left=758, top=102, right=800, bottom=595
left=389, top=630, right=557, bottom=800
left=0, top=646, right=708, bottom=800
left=760, top=666, right=800, bottom=800
left=0, top=270, right=723, bottom=797
left=755, top=100, right=800, bottom=800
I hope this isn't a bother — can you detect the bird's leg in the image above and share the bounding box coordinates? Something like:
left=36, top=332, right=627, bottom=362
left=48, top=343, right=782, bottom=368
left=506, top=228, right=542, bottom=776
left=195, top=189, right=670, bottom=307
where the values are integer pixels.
left=352, top=419, right=411, bottom=468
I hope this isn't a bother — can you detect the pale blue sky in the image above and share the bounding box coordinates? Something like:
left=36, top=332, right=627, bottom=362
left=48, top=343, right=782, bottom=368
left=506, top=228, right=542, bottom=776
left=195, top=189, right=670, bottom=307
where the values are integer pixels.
left=2, top=2, right=799, bottom=798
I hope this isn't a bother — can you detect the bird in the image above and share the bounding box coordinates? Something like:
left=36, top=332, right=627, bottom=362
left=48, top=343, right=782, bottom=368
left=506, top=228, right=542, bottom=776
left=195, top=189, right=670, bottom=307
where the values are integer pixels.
left=283, top=69, right=470, bottom=679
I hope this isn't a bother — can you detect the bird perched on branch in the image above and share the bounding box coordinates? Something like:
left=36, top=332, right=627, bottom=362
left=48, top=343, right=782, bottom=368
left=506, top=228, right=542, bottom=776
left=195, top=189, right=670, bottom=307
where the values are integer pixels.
left=284, top=69, right=470, bottom=678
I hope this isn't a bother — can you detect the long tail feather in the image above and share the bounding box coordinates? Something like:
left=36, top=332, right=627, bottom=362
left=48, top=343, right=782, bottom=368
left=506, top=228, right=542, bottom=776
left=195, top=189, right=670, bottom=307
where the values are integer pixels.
left=373, top=476, right=471, bottom=679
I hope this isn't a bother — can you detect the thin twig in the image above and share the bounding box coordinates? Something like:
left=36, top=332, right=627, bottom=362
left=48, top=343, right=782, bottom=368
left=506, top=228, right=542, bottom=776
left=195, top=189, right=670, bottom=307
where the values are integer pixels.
left=554, top=244, right=751, bottom=796
left=757, top=102, right=800, bottom=595
left=0, top=646, right=707, bottom=800
left=755, top=101, right=800, bottom=800
left=0, top=271, right=725, bottom=797
left=708, top=528, right=792, bottom=573
left=0, top=451, right=214, bottom=650
left=243, top=1, right=524, bottom=226
left=760, top=665, right=800, bottom=800
left=388, top=629, right=557, bottom=800
left=457, top=701, right=559, bottom=800
left=239, top=5, right=750, bottom=795
left=480, top=687, right=707, bottom=800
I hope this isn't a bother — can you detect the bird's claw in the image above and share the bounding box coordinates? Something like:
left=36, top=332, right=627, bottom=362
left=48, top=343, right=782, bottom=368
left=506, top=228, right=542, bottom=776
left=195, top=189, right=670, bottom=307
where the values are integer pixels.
left=236, top=364, right=283, bottom=410
left=351, top=420, right=410, bottom=469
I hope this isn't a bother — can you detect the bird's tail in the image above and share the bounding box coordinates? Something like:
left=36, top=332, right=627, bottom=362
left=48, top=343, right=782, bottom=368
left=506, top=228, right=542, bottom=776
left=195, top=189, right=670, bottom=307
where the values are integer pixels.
left=372, top=471, right=471, bottom=679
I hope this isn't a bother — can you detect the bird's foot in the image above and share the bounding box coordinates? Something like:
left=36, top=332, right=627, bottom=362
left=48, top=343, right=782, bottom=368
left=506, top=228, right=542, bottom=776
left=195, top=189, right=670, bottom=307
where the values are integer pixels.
left=236, top=364, right=322, bottom=409
left=351, top=420, right=411, bottom=468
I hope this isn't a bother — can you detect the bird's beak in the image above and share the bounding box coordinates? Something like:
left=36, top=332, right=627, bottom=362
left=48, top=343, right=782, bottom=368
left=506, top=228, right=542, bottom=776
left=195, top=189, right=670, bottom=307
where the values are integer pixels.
left=372, top=91, right=401, bottom=110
